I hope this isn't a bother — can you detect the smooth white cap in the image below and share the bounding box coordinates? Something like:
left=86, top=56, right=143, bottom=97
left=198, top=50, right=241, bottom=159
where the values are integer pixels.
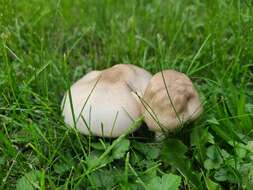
left=62, top=64, right=152, bottom=137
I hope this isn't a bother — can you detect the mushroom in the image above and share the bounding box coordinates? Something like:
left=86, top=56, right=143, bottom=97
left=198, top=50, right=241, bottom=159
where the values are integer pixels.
left=61, top=64, right=152, bottom=137
left=141, top=70, right=203, bottom=137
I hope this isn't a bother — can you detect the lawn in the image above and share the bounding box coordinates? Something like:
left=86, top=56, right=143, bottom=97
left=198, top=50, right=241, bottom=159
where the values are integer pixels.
left=0, top=0, right=253, bottom=189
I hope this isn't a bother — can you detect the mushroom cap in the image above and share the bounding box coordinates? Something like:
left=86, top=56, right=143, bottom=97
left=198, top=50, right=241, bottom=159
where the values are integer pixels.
left=62, top=64, right=152, bottom=137
left=141, top=70, right=203, bottom=132
left=101, top=64, right=152, bottom=96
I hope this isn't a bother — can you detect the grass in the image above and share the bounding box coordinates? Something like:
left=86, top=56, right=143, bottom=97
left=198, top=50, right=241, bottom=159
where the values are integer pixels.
left=0, top=0, right=253, bottom=189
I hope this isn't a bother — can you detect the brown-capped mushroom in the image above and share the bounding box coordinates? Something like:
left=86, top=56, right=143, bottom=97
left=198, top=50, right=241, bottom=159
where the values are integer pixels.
left=61, top=64, right=152, bottom=137
left=141, top=70, right=203, bottom=136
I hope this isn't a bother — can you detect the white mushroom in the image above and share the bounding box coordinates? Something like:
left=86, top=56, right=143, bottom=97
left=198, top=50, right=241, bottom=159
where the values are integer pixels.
left=141, top=70, right=203, bottom=136
left=62, top=64, right=152, bottom=137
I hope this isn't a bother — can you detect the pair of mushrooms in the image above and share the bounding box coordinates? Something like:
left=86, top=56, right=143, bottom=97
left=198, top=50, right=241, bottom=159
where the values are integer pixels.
left=62, top=64, right=203, bottom=138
